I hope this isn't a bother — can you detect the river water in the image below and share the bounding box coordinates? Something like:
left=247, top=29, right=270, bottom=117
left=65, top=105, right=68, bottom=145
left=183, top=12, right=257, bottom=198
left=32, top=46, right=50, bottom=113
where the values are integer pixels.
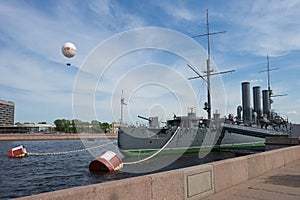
left=0, top=139, right=257, bottom=199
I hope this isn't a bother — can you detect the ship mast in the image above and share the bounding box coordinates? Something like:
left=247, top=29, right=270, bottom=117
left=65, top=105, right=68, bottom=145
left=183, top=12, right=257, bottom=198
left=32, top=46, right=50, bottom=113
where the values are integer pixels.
left=192, top=9, right=226, bottom=119
left=206, top=10, right=212, bottom=120
left=259, top=55, right=287, bottom=110
left=259, top=55, right=278, bottom=108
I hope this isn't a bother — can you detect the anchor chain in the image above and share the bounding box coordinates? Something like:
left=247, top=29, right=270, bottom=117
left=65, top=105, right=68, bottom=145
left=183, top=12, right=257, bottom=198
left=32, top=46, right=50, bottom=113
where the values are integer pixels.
left=27, top=141, right=117, bottom=156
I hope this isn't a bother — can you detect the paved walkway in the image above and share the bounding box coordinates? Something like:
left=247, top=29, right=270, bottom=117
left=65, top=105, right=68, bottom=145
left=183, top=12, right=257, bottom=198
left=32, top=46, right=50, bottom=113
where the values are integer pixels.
left=203, top=159, right=300, bottom=200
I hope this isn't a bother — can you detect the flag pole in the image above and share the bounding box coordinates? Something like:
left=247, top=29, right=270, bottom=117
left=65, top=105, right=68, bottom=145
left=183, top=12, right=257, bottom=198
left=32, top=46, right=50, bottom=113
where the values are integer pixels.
left=120, top=90, right=127, bottom=126
left=121, top=90, right=123, bottom=125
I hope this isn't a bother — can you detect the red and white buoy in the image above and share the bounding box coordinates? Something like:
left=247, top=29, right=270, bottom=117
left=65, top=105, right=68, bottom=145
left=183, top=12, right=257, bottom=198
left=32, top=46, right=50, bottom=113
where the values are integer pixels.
left=8, top=145, right=27, bottom=158
left=89, top=151, right=123, bottom=172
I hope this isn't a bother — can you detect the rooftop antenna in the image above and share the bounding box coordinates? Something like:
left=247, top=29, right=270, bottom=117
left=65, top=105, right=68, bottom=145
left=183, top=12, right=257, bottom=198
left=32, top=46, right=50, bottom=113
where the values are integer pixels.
left=190, top=9, right=234, bottom=119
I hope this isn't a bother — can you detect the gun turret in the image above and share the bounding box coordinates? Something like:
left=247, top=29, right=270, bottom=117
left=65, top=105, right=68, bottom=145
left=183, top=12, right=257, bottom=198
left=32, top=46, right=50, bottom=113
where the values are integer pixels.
left=138, top=115, right=159, bottom=128
left=138, top=115, right=151, bottom=122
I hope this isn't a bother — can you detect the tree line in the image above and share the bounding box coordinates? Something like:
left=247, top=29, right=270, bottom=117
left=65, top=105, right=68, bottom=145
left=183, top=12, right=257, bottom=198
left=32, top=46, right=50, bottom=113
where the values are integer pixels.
left=53, top=119, right=111, bottom=134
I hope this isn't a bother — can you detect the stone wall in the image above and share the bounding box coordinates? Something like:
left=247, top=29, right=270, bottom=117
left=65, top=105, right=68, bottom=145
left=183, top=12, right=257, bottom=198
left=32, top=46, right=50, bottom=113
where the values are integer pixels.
left=16, top=145, right=300, bottom=200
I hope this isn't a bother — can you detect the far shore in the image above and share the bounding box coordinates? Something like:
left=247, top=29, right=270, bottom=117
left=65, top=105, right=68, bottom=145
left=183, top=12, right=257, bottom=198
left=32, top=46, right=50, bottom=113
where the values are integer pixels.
left=0, top=133, right=117, bottom=141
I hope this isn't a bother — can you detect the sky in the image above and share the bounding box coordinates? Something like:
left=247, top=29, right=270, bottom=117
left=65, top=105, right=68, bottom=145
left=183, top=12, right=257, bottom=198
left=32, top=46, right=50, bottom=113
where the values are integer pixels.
left=1, top=0, right=300, bottom=124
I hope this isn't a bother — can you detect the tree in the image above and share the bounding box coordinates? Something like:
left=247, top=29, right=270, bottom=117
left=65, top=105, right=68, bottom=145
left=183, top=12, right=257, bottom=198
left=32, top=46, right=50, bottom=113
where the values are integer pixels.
left=100, top=122, right=110, bottom=133
left=54, top=119, right=64, bottom=132
left=53, top=119, right=111, bottom=133
left=91, top=120, right=101, bottom=133
left=71, top=120, right=77, bottom=133
left=54, top=119, right=73, bottom=133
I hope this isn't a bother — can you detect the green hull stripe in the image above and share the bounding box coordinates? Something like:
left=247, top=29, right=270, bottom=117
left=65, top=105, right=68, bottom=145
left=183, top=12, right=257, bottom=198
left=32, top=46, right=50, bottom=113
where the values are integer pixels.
left=122, top=141, right=265, bottom=156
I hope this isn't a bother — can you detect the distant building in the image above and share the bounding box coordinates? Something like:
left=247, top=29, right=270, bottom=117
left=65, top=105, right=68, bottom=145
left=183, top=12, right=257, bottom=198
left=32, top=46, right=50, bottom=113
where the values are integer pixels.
left=0, top=123, right=55, bottom=134
left=0, top=100, right=15, bottom=126
left=0, top=99, right=56, bottom=133
left=110, top=122, right=121, bottom=134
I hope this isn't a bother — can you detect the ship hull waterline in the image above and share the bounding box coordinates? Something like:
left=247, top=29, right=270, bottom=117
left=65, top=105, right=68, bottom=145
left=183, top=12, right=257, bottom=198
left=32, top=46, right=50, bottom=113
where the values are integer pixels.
left=118, top=127, right=266, bottom=157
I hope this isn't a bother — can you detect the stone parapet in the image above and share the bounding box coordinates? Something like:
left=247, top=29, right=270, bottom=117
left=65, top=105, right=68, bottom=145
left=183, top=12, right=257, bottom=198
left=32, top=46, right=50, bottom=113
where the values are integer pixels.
left=15, top=145, right=300, bottom=200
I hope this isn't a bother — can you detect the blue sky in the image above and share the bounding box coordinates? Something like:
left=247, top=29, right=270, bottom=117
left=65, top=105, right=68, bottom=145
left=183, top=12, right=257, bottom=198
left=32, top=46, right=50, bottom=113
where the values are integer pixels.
left=1, top=0, right=300, bottom=124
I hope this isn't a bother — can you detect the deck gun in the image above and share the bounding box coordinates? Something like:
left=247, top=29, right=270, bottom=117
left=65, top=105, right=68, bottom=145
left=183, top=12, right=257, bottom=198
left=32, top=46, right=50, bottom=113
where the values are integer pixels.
left=138, top=115, right=159, bottom=128
left=138, top=115, right=152, bottom=122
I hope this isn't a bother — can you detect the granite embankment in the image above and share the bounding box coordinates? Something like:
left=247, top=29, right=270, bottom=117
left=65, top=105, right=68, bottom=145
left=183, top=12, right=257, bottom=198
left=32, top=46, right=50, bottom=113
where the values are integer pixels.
left=15, top=144, right=300, bottom=200
left=0, top=133, right=117, bottom=141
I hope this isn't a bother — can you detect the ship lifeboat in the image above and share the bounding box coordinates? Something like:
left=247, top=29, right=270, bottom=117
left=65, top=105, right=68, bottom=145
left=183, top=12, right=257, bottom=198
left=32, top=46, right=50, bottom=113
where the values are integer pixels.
left=89, top=151, right=123, bottom=172
left=8, top=145, right=27, bottom=158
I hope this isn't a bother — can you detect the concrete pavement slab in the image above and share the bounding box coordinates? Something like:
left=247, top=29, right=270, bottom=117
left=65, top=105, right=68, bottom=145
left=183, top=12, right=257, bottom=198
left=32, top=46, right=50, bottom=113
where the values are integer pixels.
left=202, top=159, right=300, bottom=200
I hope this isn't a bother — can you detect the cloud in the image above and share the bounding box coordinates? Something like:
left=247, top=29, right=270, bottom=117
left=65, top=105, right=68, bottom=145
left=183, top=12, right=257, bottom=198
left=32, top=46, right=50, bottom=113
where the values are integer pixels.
left=287, top=110, right=297, bottom=115
left=0, top=1, right=149, bottom=122
left=87, top=0, right=145, bottom=31
left=218, top=1, right=300, bottom=56
left=158, top=2, right=197, bottom=21
left=71, top=26, right=229, bottom=122
left=0, top=1, right=146, bottom=67
left=250, top=79, right=263, bottom=83
left=0, top=0, right=299, bottom=124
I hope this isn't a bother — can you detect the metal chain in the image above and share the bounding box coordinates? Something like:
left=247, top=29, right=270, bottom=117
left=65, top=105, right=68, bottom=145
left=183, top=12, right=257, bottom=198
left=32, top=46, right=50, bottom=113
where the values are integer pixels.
left=27, top=141, right=117, bottom=156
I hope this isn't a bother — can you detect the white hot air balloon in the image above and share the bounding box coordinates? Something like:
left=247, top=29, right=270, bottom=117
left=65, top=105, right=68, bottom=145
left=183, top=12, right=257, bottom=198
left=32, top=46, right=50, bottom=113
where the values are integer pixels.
left=62, top=42, right=77, bottom=66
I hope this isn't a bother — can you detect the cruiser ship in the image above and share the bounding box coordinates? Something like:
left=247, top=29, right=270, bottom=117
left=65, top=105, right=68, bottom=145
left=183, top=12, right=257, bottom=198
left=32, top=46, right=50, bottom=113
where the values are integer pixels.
left=117, top=10, right=290, bottom=157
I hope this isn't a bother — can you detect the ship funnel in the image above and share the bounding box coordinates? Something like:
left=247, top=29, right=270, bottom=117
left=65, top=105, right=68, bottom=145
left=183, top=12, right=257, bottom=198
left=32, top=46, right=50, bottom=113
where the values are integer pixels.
left=253, top=86, right=262, bottom=117
left=262, top=90, right=271, bottom=119
left=241, top=82, right=252, bottom=123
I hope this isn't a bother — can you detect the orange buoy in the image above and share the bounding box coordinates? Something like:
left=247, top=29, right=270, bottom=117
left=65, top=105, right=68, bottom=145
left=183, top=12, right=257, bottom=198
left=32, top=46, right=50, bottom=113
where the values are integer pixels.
left=8, top=145, right=27, bottom=158
left=89, top=151, right=123, bottom=172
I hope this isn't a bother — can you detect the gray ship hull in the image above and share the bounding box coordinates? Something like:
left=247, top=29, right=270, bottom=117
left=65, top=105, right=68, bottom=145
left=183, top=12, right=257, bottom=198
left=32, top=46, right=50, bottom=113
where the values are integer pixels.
left=118, top=126, right=264, bottom=156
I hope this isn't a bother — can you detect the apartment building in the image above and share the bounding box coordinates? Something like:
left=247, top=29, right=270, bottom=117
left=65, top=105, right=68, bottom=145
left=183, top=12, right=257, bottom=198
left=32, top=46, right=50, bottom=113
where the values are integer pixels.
left=0, top=100, right=15, bottom=126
